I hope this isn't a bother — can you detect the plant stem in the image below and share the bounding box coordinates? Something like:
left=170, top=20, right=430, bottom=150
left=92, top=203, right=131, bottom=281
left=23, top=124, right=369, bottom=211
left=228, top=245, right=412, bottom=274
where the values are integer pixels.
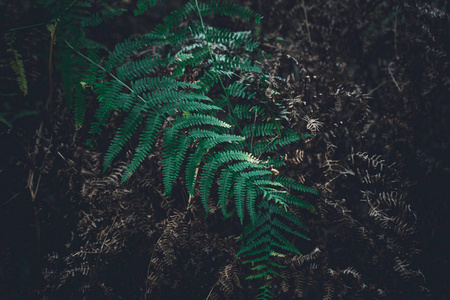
left=301, top=0, right=312, bottom=45
left=193, top=0, right=250, bottom=149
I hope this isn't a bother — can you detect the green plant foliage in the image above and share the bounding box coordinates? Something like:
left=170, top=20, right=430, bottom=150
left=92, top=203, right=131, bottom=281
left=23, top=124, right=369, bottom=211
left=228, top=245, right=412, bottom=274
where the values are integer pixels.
left=37, top=0, right=126, bottom=128
left=4, top=32, right=28, bottom=96
left=134, top=0, right=163, bottom=16
left=67, top=0, right=317, bottom=298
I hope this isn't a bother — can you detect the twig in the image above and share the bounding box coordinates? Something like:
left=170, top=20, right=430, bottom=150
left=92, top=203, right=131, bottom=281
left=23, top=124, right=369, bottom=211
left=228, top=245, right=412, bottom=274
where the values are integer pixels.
left=394, top=6, right=399, bottom=59
left=388, top=62, right=402, bottom=92
left=301, top=0, right=312, bottom=45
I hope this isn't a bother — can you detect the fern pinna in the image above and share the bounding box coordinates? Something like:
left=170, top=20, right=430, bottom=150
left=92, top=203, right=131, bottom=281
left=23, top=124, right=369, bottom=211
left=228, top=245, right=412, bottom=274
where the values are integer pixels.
left=71, top=0, right=318, bottom=298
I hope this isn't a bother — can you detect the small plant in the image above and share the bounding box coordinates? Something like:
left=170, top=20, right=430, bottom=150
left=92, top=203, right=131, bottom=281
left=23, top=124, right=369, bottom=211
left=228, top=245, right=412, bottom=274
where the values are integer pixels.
left=65, top=0, right=318, bottom=298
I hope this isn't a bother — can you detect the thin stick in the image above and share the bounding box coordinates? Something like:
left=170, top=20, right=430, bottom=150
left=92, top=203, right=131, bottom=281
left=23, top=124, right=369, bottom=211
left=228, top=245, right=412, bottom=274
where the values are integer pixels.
left=301, top=0, right=312, bottom=45
left=394, top=6, right=399, bottom=59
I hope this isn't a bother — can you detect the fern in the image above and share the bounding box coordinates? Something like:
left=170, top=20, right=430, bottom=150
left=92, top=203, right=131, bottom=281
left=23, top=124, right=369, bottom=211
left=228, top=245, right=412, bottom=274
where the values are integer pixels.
left=37, top=0, right=127, bottom=128
left=134, top=0, right=163, bottom=16
left=4, top=32, right=28, bottom=96
left=66, top=1, right=317, bottom=298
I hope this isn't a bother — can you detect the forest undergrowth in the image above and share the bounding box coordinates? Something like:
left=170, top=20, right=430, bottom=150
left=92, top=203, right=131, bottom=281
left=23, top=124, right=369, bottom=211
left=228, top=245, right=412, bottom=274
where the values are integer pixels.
left=0, top=0, right=448, bottom=299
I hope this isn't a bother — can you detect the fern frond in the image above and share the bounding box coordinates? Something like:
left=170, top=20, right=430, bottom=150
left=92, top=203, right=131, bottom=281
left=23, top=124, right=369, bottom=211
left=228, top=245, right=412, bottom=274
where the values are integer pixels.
left=134, top=0, right=163, bottom=16
left=144, top=89, right=210, bottom=109
left=218, top=168, right=234, bottom=217
left=234, top=176, right=247, bottom=224
left=233, top=104, right=268, bottom=120
left=196, top=0, right=262, bottom=24
left=152, top=1, right=197, bottom=36
left=103, top=105, right=145, bottom=171
left=163, top=134, right=192, bottom=195
left=117, top=55, right=184, bottom=81
left=70, top=2, right=317, bottom=297
left=132, top=76, right=200, bottom=94
left=184, top=132, right=245, bottom=194
left=4, top=33, right=28, bottom=96
left=269, top=190, right=314, bottom=212
left=215, top=54, right=262, bottom=73
left=190, top=26, right=254, bottom=50
left=226, top=81, right=256, bottom=99
left=89, top=80, right=123, bottom=137
left=158, top=100, right=222, bottom=117
left=172, top=46, right=210, bottom=77
left=242, top=123, right=277, bottom=139
left=81, top=8, right=126, bottom=28
left=252, top=131, right=307, bottom=156
left=162, top=116, right=237, bottom=196
left=274, top=175, right=319, bottom=195
left=171, top=114, right=232, bottom=133
left=122, top=113, right=163, bottom=182
left=106, top=33, right=166, bottom=70
left=246, top=181, right=258, bottom=221
left=228, top=161, right=262, bottom=173
left=262, top=156, right=286, bottom=168
left=267, top=202, right=309, bottom=233
left=199, top=150, right=259, bottom=215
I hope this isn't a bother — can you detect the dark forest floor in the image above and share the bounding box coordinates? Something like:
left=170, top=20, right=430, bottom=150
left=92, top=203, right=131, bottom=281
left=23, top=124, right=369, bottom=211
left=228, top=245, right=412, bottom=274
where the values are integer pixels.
left=1, top=1, right=449, bottom=299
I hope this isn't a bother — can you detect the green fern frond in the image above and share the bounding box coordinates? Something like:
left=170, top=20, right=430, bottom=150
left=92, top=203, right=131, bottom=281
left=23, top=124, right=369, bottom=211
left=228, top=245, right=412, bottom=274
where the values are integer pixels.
left=228, top=161, right=262, bottom=173
left=162, top=122, right=239, bottom=196
left=117, top=55, right=184, bottom=81
left=251, top=131, right=307, bottom=156
left=246, top=181, right=258, bottom=221
left=215, top=54, right=262, bottom=73
left=184, top=132, right=243, bottom=194
left=267, top=202, right=309, bottom=233
left=190, top=26, right=254, bottom=50
left=197, top=69, right=236, bottom=93
left=262, top=156, right=286, bottom=168
left=274, top=175, right=319, bottom=195
left=226, top=81, right=256, bottom=99
left=82, top=8, right=126, bottom=28
left=4, top=33, right=28, bottom=96
left=196, top=0, right=262, bottom=24
left=152, top=1, right=197, bottom=36
left=122, top=113, right=163, bottom=182
left=158, top=100, right=222, bottom=116
left=163, top=134, right=192, bottom=195
left=217, top=167, right=234, bottom=217
left=151, top=0, right=260, bottom=37
left=88, top=80, right=123, bottom=137
left=199, top=150, right=259, bottom=215
left=65, top=2, right=318, bottom=298
left=134, top=0, right=163, bottom=16
left=234, top=176, right=247, bottom=224
left=268, top=190, right=314, bottom=212
left=103, top=105, right=145, bottom=171
left=144, top=89, right=210, bottom=108
left=172, top=46, right=210, bottom=77
left=233, top=104, right=268, bottom=120
left=106, top=33, right=166, bottom=70
left=242, top=123, right=277, bottom=139
left=171, top=114, right=232, bottom=133
left=240, top=170, right=273, bottom=182
left=131, top=76, right=199, bottom=94
left=256, top=284, right=274, bottom=300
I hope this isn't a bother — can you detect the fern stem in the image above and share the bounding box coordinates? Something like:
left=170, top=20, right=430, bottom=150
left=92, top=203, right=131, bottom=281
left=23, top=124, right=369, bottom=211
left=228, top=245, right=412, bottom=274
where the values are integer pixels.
left=64, top=40, right=142, bottom=101
left=64, top=39, right=179, bottom=133
left=64, top=39, right=170, bottom=116
left=193, top=0, right=249, bottom=148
